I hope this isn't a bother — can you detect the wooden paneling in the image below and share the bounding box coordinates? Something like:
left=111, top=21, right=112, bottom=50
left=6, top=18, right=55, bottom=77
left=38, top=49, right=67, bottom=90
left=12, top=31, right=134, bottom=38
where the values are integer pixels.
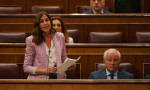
left=0, top=14, right=150, bottom=43
left=144, top=63, right=150, bottom=78
left=66, top=63, right=81, bottom=79
left=0, top=23, right=33, bottom=33
left=0, top=54, right=24, bottom=63
left=105, top=0, right=115, bottom=12
left=0, top=80, right=150, bottom=90
left=136, top=56, right=150, bottom=78
left=0, top=0, right=26, bottom=13
left=0, top=0, right=24, bottom=6
left=1, top=43, right=150, bottom=79
left=1, top=14, right=150, bottom=23
left=87, top=55, right=103, bottom=77
left=141, top=0, right=150, bottom=13
left=69, top=0, right=89, bottom=13
left=67, top=55, right=87, bottom=79
left=0, top=0, right=149, bottom=13
left=0, top=24, right=149, bottom=43
left=129, top=24, right=150, bottom=43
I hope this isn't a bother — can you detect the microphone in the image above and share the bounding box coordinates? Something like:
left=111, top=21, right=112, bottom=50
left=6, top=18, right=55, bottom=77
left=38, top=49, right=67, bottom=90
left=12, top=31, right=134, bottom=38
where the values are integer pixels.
left=47, top=49, right=50, bottom=77
left=47, top=49, right=57, bottom=79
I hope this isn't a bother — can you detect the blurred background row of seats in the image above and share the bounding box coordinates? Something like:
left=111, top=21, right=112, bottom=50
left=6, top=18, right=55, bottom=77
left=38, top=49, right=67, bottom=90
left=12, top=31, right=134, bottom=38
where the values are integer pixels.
left=90, top=32, right=150, bottom=43
left=0, top=6, right=62, bottom=14
left=0, top=0, right=146, bottom=13
left=0, top=6, right=100, bottom=14
left=31, top=6, right=62, bottom=14
left=0, top=6, right=23, bottom=14
left=0, top=29, right=79, bottom=43
left=0, top=31, right=150, bottom=43
left=0, top=63, right=134, bottom=79
left=0, top=63, right=149, bottom=79
left=89, top=32, right=122, bottom=43
left=0, top=33, right=26, bottom=43
left=0, top=64, right=26, bottom=79
left=0, top=63, right=80, bottom=79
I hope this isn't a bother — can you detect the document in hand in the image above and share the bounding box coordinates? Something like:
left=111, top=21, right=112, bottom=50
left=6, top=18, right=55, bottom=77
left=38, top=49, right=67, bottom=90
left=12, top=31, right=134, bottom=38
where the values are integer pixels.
left=56, top=56, right=81, bottom=73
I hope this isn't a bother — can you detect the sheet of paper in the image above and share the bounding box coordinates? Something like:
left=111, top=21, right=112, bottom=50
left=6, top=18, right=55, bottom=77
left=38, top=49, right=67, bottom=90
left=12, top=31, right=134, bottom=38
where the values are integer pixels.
left=56, top=56, right=81, bottom=73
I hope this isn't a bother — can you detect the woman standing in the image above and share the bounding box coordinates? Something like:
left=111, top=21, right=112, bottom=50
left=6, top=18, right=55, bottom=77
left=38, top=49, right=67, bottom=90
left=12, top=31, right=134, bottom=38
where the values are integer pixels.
left=24, top=11, right=75, bottom=79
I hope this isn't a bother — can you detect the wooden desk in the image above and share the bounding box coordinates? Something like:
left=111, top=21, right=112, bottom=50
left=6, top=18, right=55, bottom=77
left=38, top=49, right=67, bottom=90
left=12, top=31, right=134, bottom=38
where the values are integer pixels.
left=0, top=14, right=150, bottom=43
left=0, top=79, right=150, bottom=90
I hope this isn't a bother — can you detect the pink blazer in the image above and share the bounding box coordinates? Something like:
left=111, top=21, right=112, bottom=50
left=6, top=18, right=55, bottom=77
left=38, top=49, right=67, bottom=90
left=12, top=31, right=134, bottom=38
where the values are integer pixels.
left=23, top=32, right=67, bottom=79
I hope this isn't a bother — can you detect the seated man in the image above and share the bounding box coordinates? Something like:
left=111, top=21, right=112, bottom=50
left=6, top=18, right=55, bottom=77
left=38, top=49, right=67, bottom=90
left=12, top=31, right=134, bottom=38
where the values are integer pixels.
left=83, top=0, right=112, bottom=14
left=89, top=48, right=134, bottom=79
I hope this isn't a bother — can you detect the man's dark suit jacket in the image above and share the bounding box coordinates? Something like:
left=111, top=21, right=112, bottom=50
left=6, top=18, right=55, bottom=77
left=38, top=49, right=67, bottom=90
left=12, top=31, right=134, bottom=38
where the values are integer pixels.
left=83, top=9, right=112, bottom=14
left=89, top=69, right=134, bottom=79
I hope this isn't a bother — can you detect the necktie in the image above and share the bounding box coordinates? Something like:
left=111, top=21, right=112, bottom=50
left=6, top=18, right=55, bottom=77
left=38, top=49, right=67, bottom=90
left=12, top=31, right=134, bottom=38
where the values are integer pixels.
left=109, top=73, right=114, bottom=79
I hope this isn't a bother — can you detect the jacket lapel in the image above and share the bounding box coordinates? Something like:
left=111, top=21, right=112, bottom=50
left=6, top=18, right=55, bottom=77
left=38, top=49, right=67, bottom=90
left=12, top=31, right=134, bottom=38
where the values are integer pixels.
left=102, top=69, right=107, bottom=79
left=117, top=70, right=123, bottom=79
left=98, top=69, right=107, bottom=79
left=53, top=34, right=61, bottom=67
left=36, top=41, right=48, bottom=67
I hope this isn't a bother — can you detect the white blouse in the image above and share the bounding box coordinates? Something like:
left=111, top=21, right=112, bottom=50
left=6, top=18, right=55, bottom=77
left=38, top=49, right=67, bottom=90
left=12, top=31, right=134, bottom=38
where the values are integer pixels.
left=44, top=40, right=56, bottom=67
left=69, top=37, right=74, bottom=43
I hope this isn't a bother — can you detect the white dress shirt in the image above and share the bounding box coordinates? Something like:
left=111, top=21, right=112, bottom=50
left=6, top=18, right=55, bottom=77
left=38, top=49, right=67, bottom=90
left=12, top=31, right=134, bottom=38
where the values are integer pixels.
left=44, top=40, right=56, bottom=67
left=69, top=37, right=74, bottom=43
left=106, top=69, right=118, bottom=79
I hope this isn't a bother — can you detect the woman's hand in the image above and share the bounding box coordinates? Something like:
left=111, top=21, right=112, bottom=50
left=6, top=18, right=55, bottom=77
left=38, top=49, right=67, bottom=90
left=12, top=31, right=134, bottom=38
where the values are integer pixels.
left=48, top=66, right=57, bottom=73
left=36, top=67, right=57, bottom=74
left=68, top=64, right=76, bottom=70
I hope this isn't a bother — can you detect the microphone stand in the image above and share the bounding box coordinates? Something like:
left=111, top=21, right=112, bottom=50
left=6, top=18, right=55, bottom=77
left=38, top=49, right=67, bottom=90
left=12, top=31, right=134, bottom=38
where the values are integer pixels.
left=47, top=49, right=50, bottom=79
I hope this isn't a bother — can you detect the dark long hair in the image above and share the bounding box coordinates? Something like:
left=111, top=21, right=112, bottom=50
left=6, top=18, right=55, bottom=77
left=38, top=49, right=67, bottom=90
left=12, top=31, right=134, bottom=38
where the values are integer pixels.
left=32, top=11, right=56, bottom=45
left=51, top=16, right=69, bottom=43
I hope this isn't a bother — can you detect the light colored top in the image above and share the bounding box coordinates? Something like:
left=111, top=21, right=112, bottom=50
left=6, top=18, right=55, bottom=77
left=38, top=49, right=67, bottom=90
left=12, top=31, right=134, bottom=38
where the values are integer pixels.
left=44, top=40, right=56, bottom=67
left=106, top=69, right=118, bottom=79
left=69, top=37, right=74, bottom=43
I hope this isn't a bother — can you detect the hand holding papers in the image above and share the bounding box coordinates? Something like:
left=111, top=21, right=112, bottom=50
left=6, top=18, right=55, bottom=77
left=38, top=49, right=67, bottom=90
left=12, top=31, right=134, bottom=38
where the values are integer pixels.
left=56, top=56, right=81, bottom=73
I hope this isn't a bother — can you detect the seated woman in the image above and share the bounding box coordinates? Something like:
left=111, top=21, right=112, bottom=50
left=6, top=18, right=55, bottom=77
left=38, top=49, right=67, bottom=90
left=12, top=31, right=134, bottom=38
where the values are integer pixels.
left=51, top=16, right=73, bottom=43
